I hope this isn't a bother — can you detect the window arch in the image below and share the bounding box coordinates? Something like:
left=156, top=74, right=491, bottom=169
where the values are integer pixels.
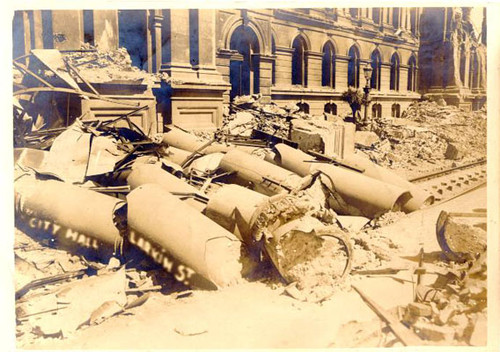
left=229, top=25, right=260, bottom=99
left=292, top=35, right=308, bottom=86
left=372, top=103, right=382, bottom=118
left=348, top=45, right=360, bottom=88
left=370, top=50, right=382, bottom=90
left=322, top=42, right=336, bottom=88
left=391, top=103, right=401, bottom=117
left=390, top=53, right=400, bottom=91
left=407, top=55, right=417, bottom=92
left=297, top=102, right=309, bottom=113
left=324, top=102, right=337, bottom=115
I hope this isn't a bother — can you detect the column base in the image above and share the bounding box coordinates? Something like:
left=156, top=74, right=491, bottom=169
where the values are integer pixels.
left=163, top=81, right=230, bottom=130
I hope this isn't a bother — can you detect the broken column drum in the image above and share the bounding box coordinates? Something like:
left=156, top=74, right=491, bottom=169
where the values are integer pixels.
left=268, top=144, right=412, bottom=218
left=127, top=183, right=243, bottom=289
left=14, top=176, right=125, bottom=253
left=206, top=184, right=352, bottom=283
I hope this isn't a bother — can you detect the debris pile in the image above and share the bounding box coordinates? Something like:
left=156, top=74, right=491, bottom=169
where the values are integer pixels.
left=64, top=44, right=167, bottom=86
left=404, top=253, right=487, bottom=345
left=12, top=49, right=488, bottom=348
left=363, top=101, right=487, bottom=177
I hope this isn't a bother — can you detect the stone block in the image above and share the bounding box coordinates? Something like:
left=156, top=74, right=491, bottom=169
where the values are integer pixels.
left=355, top=131, right=380, bottom=147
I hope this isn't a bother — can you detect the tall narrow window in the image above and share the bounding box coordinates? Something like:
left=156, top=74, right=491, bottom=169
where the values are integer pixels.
left=324, top=103, right=337, bottom=115
left=322, top=42, right=336, bottom=88
left=292, top=36, right=307, bottom=86
left=271, top=35, right=276, bottom=86
left=459, top=46, right=467, bottom=87
left=410, top=8, right=417, bottom=35
left=370, top=50, right=381, bottom=90
left=348, top=45, right=360, bottom=88
left=349, top=8, right=359, bottom=18
left=407, top=55, right=417, bottom=92
left=470, top=52, right=479, bottom=89
left=372, top=8, right=381, bottom=24
left=392, top=8, right=400, bottom=28
left=390, top=53, right=400, bottom=91
left=391, top=104, right=401, bottom=117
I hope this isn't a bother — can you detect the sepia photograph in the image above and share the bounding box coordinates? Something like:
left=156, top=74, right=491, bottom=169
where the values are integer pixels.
left=5, top=1, right=498, bottom=350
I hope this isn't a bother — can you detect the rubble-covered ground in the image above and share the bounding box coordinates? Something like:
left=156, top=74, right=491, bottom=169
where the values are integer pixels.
left=11, top=46, right=489, bottom=349
left=362, top=100, right=487, bottom=179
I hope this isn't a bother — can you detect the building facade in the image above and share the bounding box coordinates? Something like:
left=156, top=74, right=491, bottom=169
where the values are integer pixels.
left=12, top=7, right=486, bottom=130
left=418, top=7, right=487, bottom=111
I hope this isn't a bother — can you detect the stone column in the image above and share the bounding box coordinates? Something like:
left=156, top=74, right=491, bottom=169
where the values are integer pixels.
left=400, top=65, right=409, bottom=92
left=306, top=51, right=323, bottom=88
left=51, top=10, right=83, bottom=50
left=32, top=10, right=44, bottom=49
left=380, top=62, right=391, bottom=91
left=152, top=10, right=164, bottom=73
left=401, top=8, right=408, bottom=30
left=161, top=9, right=196, bottom=80
left=92, top=10, right=119, bottom=51
left=197, top=9, right=222, bottom=81
left=274, top=47, right=293, bottom=87
left=258, top=54, right=274, bottom=103
left=335, top=55, right=350, bottom=90
left=22, top=11, right=32, bottom=53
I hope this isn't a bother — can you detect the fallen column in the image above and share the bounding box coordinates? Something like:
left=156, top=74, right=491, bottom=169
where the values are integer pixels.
left=161, top=127, right=259, bottom=155
left=219, top=148, right=304, bottom=196
left=126, top=164, right=351, bottom=289
left=127, top=163, right=206, bottom=211
left=342, top=153, right=434, bottom=212
left=127, top=183, right=243, bottom=289
left=14, top=176, right=125, bottom=255
left=267, top=144, right=412, bottom=218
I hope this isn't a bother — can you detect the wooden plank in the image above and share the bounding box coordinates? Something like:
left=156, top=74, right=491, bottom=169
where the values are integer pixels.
left=352, top=284, right=424, bottom=346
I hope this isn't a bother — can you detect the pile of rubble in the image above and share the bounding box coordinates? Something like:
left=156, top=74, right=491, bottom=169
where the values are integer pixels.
left=63, top=44, right=167, bottom=87
left=12, top=49, right=488, bottom=347
left=362, top=101, right=487, bottom=177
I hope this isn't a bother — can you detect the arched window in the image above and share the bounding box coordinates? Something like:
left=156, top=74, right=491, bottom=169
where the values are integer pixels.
left=348, top=45, right=360, bottom=88
left=292, top=36, right=307, bottom=86
left=407, top=55, right=417, bottom=92
left=372, top=103, right=382, bottom=118
left=372, top=8, right=381, bottom=24
left=391, top=103, right=401, bottom=117
left=390, top=53, right=400, bottom=91
left=297, top=102, right=309, bottom=113
left=324, top=103, right=337, bottom=115
left=229, top=25, right=260, bottom=99
left=370, top=50, right=382, bottom=90
left=322, top=42, right=336, bottom=88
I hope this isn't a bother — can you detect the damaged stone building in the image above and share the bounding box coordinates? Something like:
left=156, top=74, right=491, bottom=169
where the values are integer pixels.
left=12, top=7, right=486, bottom=130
